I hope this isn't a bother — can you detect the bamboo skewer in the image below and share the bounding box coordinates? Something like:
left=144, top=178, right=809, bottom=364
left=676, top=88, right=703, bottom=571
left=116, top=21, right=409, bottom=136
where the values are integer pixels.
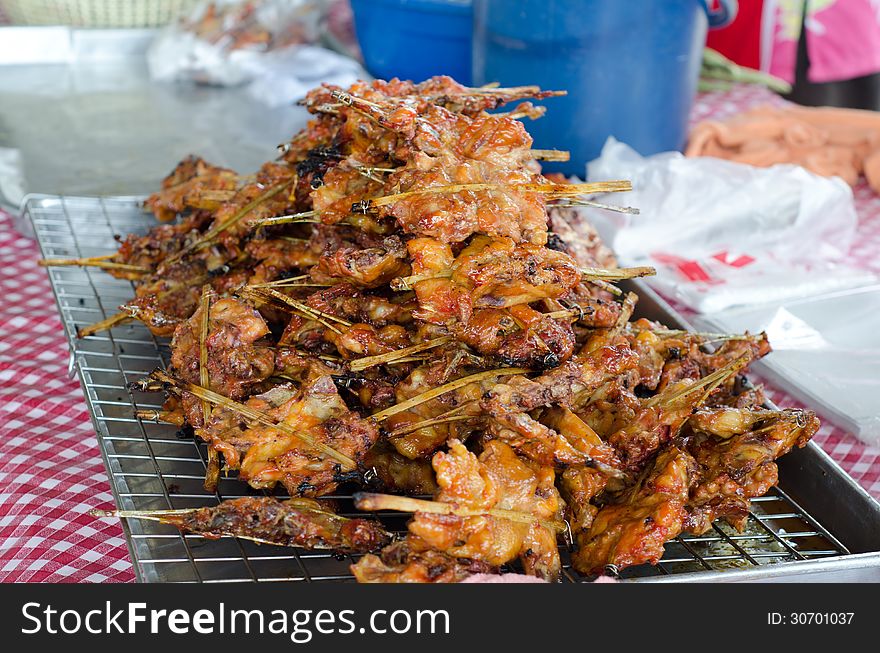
left=364, top=180, right=633, bottom=210
left=388, top=414, right=478, bottom=438
left=384, top=355, right=432, bottom=365
left=38, top=256, right=150, bottom=274
left=463, top=85, right=566, bottom=97
left=353, top=492, right=565, bottom=532
left=251, top=210, right=318, bottom=227
left=590, top=279, right=623, bottom=297
left=581, top=265, right=655, bottom=281
left=239, top=287, right=349, bottom=336
left=579, top=265, right=653, bottom=297
left=152, top=370, right=357, bottom=469
left=348, top=336, right=452, bottom=372
left=147, top=172, right=241, bottom=197
left=687, top=353, right=751, bottom=409
left=203, top=177, right=296, bottom=240
left=331, top=89, right=381, bottom=109
left=387, top=401, right=481, bottom=436
left=246, top=276, right=334, bottom=290
left=370, top=367, right=529, bottom=421
left=134, top=409, right=184, bottom=425
left=271, top=346, right=344, bottom=362
left=353, top=164, right=400, bottom=176
left=167, top=177, right=296, bottom=263
left=552, top=198, right=640, bottom=215
left=93, top=508, right=201, bottom=518
left=40, top=253, right=113, bottom=263
left=391, top=265, right=654, bottom=293
left=77, top=311, right=132, bottom=338
left=433, top=401, right=479, bottom=420
left=530, top=149, right=569, bottom=162
left=74, top=253, right=115, bottom=261
left=259, top=287, right=352, bottom=327
left=614, top=292, right=639, bottom=332
left=198, top=286, right=212, bottom=426
left=351, top=162, right=401, bottom=183
left=649, top=353, right=750, bottom=409
left=501, top=107, right=546, bottom=120
left=632, top=327, right=767, bottom=346
left=93, top=501, right=342, bottom=522
left=249, top=274, right=309, bottom=285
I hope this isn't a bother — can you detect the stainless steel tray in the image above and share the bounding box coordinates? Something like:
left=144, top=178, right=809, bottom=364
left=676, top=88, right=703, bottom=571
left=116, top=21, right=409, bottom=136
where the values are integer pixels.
left=27, top=194, right=880, bottom=583
left=0, top=26, right=309, bottom=214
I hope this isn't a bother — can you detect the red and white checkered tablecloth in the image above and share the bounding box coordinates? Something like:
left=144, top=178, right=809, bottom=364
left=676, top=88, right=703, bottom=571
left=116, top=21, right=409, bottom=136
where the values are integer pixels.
left=0, top=84, right=879, bottom=583
left=0, top=210, right=134, bottom=582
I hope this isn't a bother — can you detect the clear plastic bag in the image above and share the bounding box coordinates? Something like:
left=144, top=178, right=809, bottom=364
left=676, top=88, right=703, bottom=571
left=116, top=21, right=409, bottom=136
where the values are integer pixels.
left=585, top=138, right=876, bottom=313
left=147, top=0, right=323, bottom=86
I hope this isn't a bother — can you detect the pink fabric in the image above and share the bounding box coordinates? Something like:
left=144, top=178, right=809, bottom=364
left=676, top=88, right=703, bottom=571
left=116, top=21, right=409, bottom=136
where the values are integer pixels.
left=0, top=84, right=877, bottom=582
left=805, top=0, right=880, bottom=83
left=461, top=574, right=617, bottom=584
left=769, top=0, right=880, bottom=84
left=767, top=1, right=800, bottom=84
left=460, top=573, right=613, bottom=583
left=461, top=573, right=547, bottom=583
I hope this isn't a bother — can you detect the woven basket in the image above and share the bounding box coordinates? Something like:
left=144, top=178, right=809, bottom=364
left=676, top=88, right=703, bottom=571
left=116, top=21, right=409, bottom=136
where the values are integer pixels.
left=0, top=0, right=200, bottom=27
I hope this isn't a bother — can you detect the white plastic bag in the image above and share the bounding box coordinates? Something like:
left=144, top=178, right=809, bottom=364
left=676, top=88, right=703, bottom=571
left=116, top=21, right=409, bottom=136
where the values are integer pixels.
left=585, top=138, right=876, bottom=313
left=694, top=286, right=880, bottom=445
left=0, top=146, right=26, bottom=210
left=147, top=0, right=323, bottom=86
left=246, top=44, right=365, bottom=107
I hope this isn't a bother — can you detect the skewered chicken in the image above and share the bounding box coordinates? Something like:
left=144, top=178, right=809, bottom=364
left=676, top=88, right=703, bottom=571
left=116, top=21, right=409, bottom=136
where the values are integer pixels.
left=144, top=155, right=238, bottom=223
left=103, top=497, right=391, bottom=553
left=170, top=296, right=275, bottom=403
left=572, top=446, right=697, bottom=575
left=61, top=75, right=815, bottom=581
left=408, top=439, right=564, bottom=580
left=354, top=439, right=565, bottom=581
left=684, top=407, right=819, bottom=533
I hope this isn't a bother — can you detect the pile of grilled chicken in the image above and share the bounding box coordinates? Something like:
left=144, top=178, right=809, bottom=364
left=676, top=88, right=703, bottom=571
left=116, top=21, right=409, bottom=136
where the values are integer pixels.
left=62, top=76, right=818, bottom=582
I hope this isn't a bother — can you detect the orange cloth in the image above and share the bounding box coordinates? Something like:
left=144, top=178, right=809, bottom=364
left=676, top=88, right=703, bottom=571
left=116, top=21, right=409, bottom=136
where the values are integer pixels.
left=686, top=105, right=880, bottom=192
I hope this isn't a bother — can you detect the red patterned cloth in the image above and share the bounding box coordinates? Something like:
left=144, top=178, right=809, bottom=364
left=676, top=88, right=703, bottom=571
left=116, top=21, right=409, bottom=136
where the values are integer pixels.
left=0, top=84, right=878, bottom=583
left=0, top=211, right=134, bottom=582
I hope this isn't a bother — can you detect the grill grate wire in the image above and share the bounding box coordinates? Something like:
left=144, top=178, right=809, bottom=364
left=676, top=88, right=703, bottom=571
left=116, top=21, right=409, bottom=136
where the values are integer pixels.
left=27, top=195, right=850, bottom=583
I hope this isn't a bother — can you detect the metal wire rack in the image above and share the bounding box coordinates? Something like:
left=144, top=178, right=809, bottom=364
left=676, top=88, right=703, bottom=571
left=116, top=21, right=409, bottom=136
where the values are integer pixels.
left=28, top=194, right=852, bottom=583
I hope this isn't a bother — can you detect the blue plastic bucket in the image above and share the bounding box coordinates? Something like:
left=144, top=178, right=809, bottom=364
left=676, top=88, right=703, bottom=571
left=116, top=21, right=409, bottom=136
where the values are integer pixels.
left=351, top=0, right=473, bottom=85
left=473, top=0, right=734, bottom=175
